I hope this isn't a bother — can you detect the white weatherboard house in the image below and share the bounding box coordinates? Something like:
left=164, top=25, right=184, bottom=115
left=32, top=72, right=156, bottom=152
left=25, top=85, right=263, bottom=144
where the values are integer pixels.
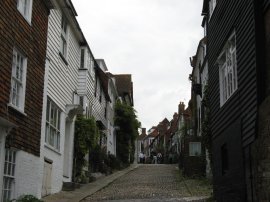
left=40, top=0, right=87, bottom=196
left=106, top=73, right=118, bottom=155
left=97, top=59, right=119, bottom=155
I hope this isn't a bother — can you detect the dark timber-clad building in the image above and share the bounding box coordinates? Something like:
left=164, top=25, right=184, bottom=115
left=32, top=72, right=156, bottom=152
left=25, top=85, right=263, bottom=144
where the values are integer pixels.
left=202, top=0, right=269, bottom=201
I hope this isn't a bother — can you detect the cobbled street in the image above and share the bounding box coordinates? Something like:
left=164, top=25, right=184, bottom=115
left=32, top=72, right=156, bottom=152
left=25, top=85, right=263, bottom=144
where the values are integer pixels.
left=82, top=164, right=212, bottom=202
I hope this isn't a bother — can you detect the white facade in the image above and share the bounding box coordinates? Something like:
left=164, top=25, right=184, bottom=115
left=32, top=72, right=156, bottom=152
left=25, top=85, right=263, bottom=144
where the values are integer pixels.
left=106, top=75, right=118, bottom=155
left=14, top=151, right=41, bottom=198
left=0, top=120, right=16, bottom=201
left=39, top=0, right=85, bottom=196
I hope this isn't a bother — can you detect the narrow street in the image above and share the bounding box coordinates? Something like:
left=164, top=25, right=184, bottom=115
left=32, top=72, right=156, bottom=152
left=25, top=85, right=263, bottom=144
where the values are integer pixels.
left=82, top=164, right=212, bottom=202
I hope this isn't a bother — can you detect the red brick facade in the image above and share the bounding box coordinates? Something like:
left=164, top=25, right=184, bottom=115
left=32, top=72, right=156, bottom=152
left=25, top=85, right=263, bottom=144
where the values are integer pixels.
left=0, top=0, right=50, bottom=156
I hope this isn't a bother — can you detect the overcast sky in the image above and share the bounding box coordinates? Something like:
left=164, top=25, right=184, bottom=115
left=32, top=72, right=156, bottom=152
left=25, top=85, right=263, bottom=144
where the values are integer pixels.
left=72, top=0, right=204, bottom=131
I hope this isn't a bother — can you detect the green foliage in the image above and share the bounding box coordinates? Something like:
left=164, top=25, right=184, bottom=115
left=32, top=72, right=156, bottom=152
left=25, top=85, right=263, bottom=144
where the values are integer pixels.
left=74, top=116, right=99, bottom=182
left=114, top=101, right=140, bottom=164
left=15, top=195, right=43, bottom=202
left=201, top=84, right=212, bottom=166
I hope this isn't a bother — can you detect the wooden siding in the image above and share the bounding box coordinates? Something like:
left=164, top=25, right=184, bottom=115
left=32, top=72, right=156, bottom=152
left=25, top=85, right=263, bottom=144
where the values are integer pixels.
left=46, top=7, right=79, bottom=112
left=208, top=0, right=257, bottom=144
left=207, top=0, right=258, bottom=200
left=91, top=77, right=107, bottom=128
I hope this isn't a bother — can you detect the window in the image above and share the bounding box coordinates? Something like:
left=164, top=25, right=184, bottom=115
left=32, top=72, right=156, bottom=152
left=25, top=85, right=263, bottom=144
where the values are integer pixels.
left=99, top=85, right=102, bottom=103
left=209, top=0, right=216, bottom=18
left=60, top=14, right=68, bottom=58
left=10, top=48, right=27, bottom=111
left=218, top=32, right=237, bottom=106
left=189, top=142, right=201, bottom=156
left=17, top=0, right=33, bottom=23
left=80, top=49, right=85, bottom=69
left=2, top=149, right=16, bottom=202
left=45, top=98, right=61, bottom=150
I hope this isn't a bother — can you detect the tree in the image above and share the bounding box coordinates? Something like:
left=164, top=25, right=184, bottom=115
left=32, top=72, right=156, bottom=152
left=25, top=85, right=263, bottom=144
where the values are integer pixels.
left=114, top=101, right=140, bottom=165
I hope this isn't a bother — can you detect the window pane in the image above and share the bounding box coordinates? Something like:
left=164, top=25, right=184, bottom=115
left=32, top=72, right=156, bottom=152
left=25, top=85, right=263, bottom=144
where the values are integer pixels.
left=80, top=49, right=85, bottom=68
left=57, top=111, right=61, bottom=130
left=46, top=100, right=50, bottom=121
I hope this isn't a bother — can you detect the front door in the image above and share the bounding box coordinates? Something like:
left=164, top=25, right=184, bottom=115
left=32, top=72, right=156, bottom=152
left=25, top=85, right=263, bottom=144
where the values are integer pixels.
left=42, top=160, right=52, bottom=197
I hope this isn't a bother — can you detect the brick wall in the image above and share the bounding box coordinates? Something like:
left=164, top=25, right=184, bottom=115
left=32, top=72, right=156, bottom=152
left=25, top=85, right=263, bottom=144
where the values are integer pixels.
left=0, top=0, right=49, bottom=156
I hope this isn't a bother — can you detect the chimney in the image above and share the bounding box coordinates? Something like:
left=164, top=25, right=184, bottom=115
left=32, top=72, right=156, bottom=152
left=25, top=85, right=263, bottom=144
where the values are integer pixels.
left=142, top=128, right=146, bottom=135
left=173, top=112, right=178, bottom=120
left=178, top=102, right=185, bottom=114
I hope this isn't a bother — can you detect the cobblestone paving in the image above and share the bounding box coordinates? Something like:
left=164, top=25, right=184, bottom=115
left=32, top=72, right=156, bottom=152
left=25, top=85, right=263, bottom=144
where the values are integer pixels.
left=82, top=164, right=212, bottom=202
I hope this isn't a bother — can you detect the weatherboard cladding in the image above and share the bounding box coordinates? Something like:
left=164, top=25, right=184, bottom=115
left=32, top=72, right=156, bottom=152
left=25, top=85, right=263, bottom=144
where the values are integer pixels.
left=46, top=7, right=80, bottom=112
left=0, top=0, right=49, bottom=156
left=207, top=0, right=258, bottom=200
left=208, top=0, right=257, bottom=144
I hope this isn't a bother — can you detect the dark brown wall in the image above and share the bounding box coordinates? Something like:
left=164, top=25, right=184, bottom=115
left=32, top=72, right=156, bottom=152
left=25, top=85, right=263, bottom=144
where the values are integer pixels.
left=0, top=0, right=49, bottom=156
left=182, top=135, right=205, bottom=177
left=251, top=4, right=270, bottom=202
left=206, top=0, right=258, bottom=201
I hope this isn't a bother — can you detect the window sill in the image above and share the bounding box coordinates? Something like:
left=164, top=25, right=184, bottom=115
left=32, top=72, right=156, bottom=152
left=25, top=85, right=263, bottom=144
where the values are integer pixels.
left=7, top=104, right=27, bottom=116
left=59, top=52, right=68, bottom=66
left=45, top=144, right=61, bottom=155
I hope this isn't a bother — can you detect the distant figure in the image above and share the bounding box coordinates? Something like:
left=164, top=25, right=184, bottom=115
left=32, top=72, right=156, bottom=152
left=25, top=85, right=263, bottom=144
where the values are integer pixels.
left=157, top=152, right=162, bottom=164
left=139, top=152, right=144, bottom=163
left=153, top=155, right=157, bottom=164
left=169, top=153, right=173, bottom=164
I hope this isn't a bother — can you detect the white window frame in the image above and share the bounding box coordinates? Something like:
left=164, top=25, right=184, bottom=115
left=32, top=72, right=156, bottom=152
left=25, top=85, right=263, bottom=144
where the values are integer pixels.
left=17, top=0, right=33, bottom=23
left=209, top=0, right=216, bottom=19
left=218, top=32, right=237, bottom=106
left=2, top=149, right=16, bottom=202
left=45, top=98, right=61, bottom=151
left=60, top=14, right=68, bottom=58
left=9, top=48, right=27, bottom=112
left=189, top=142, right=201, bottom=156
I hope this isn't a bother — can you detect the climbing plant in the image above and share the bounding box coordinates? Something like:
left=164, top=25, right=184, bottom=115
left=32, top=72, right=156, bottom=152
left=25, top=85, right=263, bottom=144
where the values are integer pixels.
left=201, top=84, right=212, bottom=167
left=73, top=115, right=99, bottom=182
left=114, top=101, right=140, bottom=165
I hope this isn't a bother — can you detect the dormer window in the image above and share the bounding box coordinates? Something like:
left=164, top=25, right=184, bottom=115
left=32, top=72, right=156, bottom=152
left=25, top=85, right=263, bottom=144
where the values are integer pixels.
left=209, top=0, right=216, bottom=19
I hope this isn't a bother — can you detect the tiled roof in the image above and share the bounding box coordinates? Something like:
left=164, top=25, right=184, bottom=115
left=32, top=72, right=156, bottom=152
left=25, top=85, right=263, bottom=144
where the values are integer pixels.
left=95, top=65, right=111, bottom=102
left=114, top=74, right=133, bottom=105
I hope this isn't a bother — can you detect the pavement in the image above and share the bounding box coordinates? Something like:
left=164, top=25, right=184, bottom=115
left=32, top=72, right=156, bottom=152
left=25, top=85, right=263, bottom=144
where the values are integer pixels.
left=43, top=164, right=212, bottom=202
left=82, top=164, right=212, bottom=202
left=42, top=164, right=140, bottom=202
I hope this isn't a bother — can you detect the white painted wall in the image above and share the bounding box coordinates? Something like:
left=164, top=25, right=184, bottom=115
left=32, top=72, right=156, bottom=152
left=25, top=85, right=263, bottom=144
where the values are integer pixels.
left=14, top=151, right=41, bottom=198
left=0, top=127, right=6, bottom=200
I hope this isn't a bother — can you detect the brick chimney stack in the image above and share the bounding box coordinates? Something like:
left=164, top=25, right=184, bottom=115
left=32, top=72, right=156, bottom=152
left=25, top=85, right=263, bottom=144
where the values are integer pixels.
left=141, top=128, right=146, bottom=135
left=178, top=102, right=185, bottom=114
left=173, top=112, right=178, bottom=120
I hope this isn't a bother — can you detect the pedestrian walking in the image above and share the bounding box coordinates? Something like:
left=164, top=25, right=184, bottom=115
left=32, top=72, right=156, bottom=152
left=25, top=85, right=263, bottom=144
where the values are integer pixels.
left=139, top=152, right=144, bottom=163
left=157, top=152, right=162, bottom=164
